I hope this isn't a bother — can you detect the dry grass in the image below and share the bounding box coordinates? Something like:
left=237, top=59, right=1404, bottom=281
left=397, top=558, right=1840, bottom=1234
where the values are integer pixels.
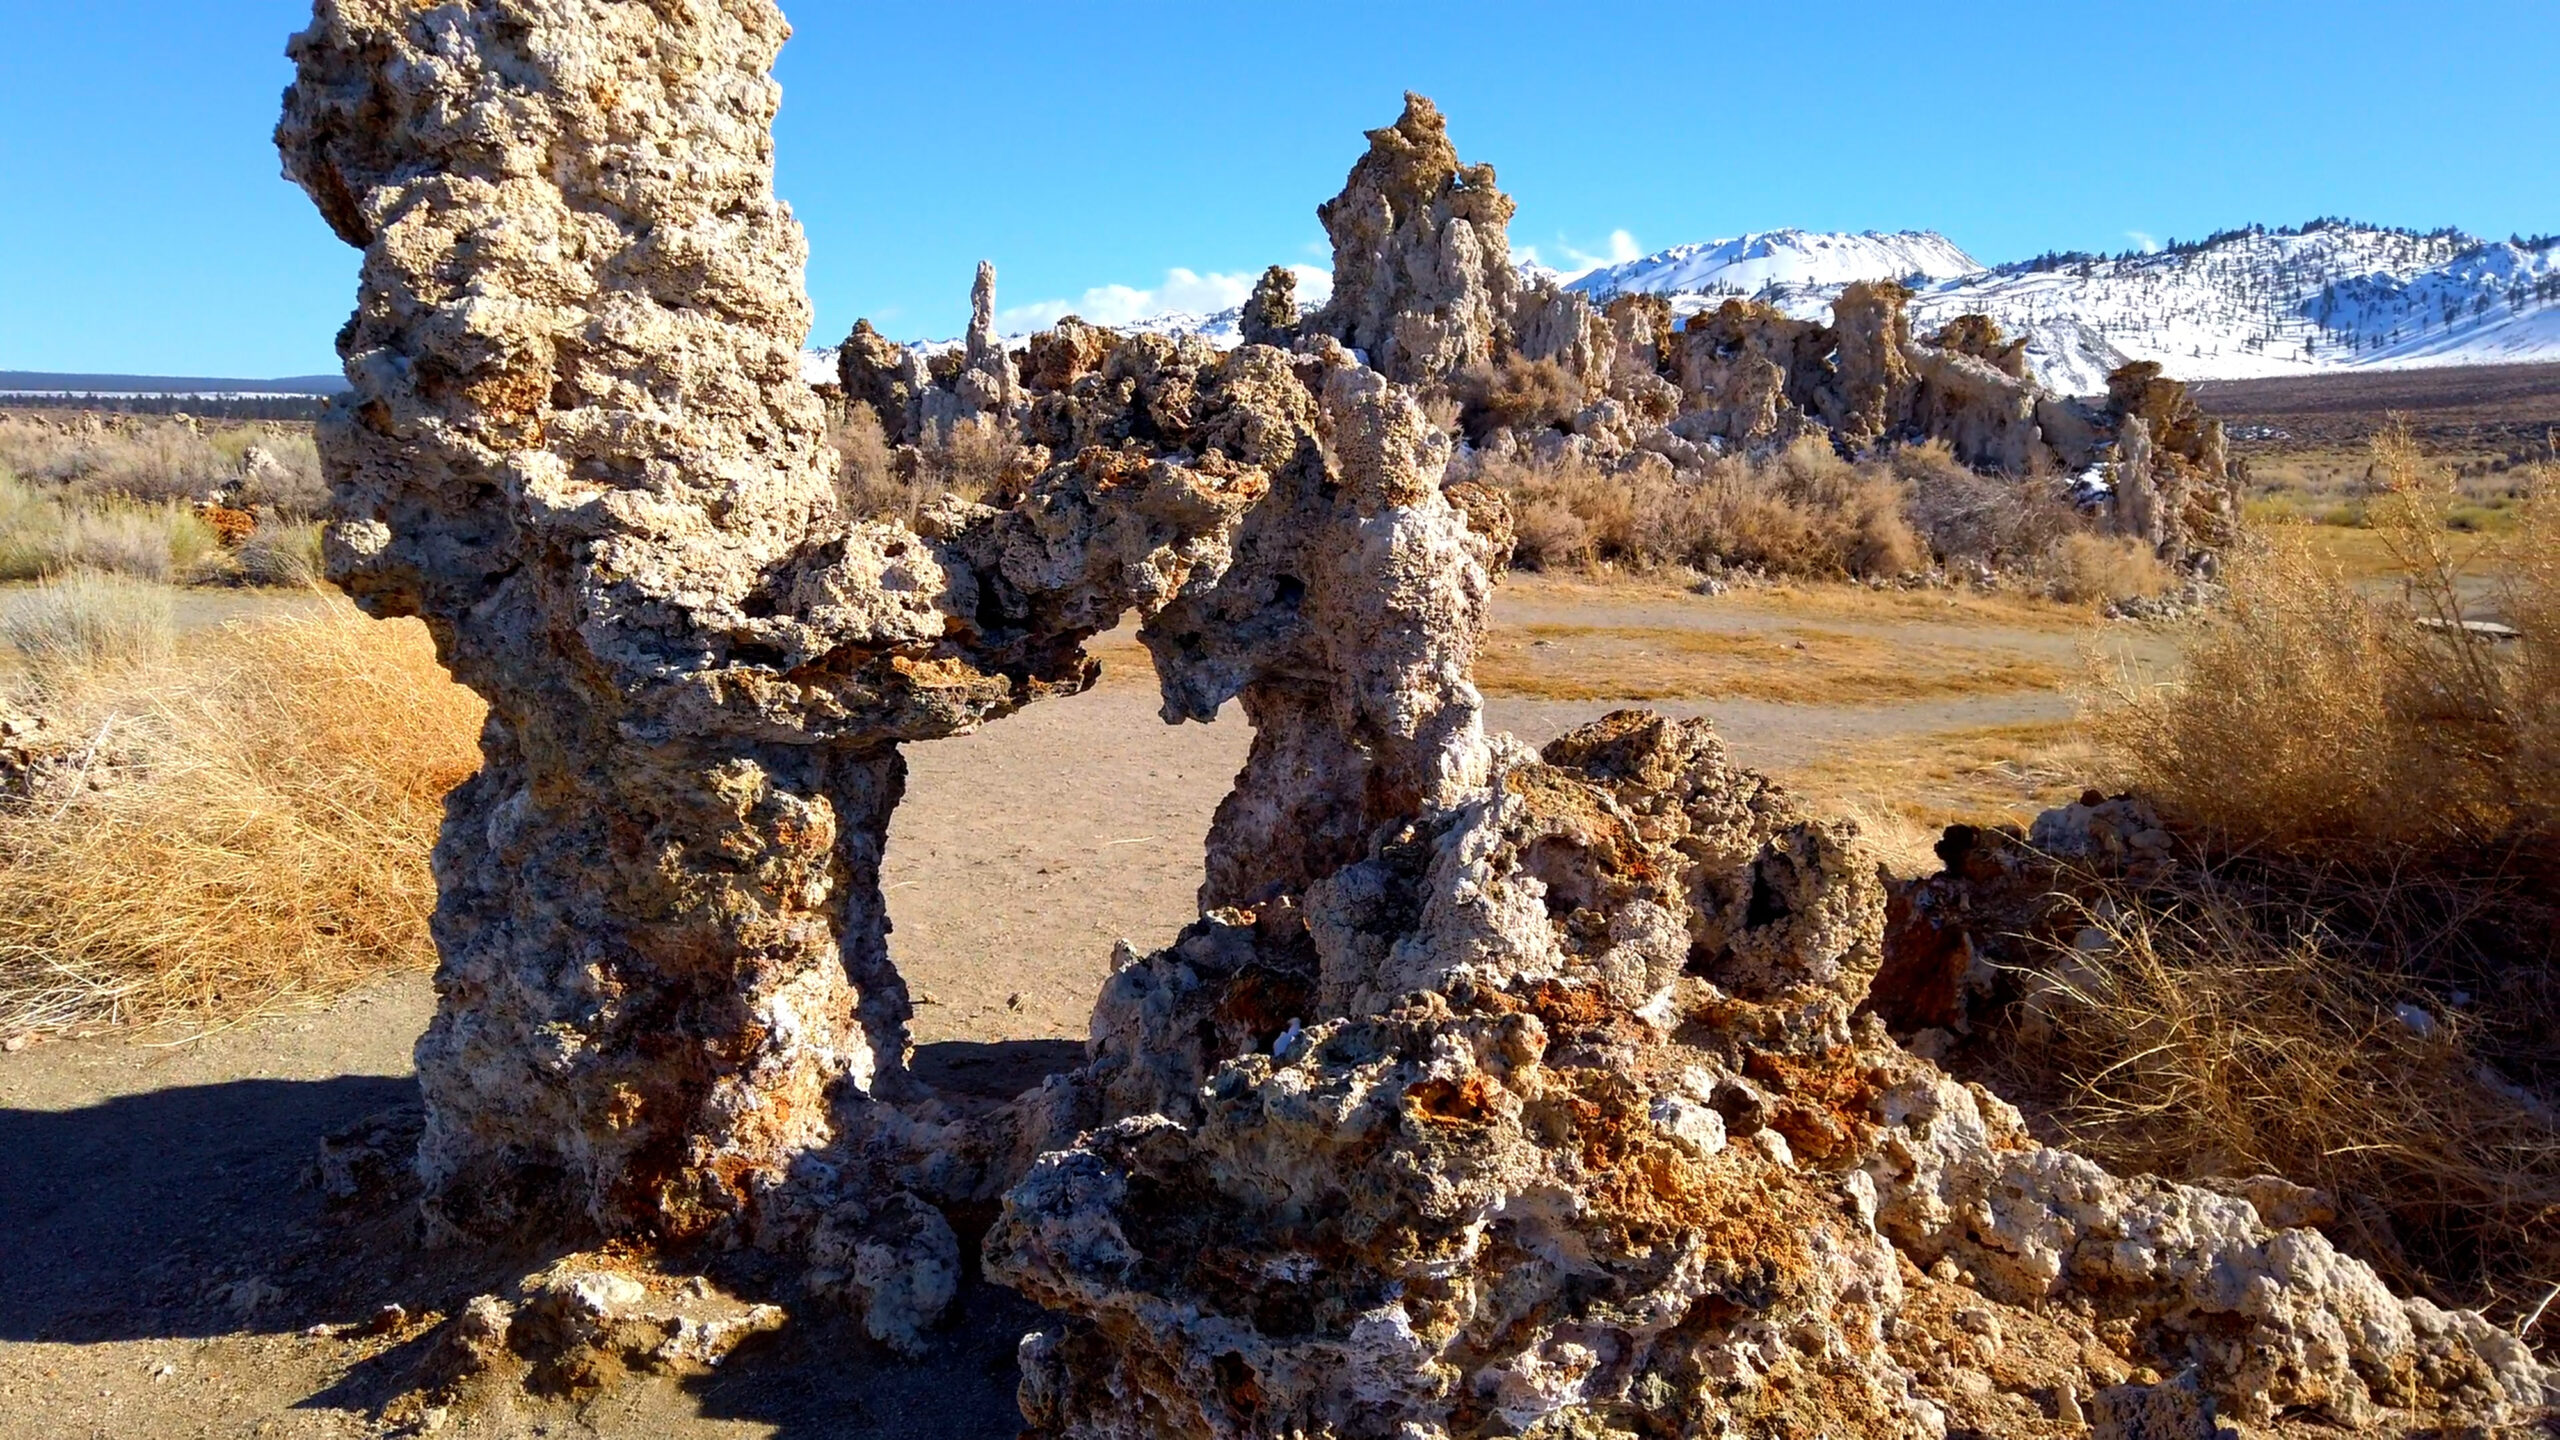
left=831, top=400, right=910, bottom=522
left=1893, top=440, right=2080, bottom=572
left=1453, top=355, right=1586, bottom=442
left=0, top=589, right=484, bottom=1034
left=0, top=471, right=221, bottom=584
left=1711, top=578, right=2097, bottom=631
left=237, top=516, right=327, bottom=587
left=2005, top=428, right=2560, bottom=1334
left=0, top=570, right=178, bottom=684
left=1476, top=620, right=2067, bottom=705
left=1488, top=440, right=1925, bottom=582
left=1981, top=868, right=2560, bottom=1326
left=0, top=413, right=321, bottom=511
left=1774, top=720, right=2095, bottom=842
left=1483, top=438, right=2180, bottom=604
left=833, top=405, right=1022, bottom=525
left=2, top=414, right=326, bottom=586
left=2039, top=532, right=2171, bottom=606
left=2090, top=428, right=2557, bottom=856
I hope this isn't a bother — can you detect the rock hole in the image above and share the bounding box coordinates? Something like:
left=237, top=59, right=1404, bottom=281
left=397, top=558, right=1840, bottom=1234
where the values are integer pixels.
left=881, top=644, right=1251, bottom=1100
left=1744, top=861, right=1792, bottom=930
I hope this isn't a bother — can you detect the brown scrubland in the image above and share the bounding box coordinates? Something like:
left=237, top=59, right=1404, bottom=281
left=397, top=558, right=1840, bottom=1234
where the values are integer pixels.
left=1985, top=433, right=2560, bottom=1325
left=0, top=413, right=328, bottom=586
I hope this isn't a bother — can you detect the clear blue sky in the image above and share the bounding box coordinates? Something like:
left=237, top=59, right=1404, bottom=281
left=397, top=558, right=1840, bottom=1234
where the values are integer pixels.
left=3, top=0, right=2554, bottom=377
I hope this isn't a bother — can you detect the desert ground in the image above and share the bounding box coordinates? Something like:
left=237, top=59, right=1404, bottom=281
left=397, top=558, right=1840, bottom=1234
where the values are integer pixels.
left=6, top=339, right=2556, bottom=1434
left=0, top=566, right=2166, bottom=1438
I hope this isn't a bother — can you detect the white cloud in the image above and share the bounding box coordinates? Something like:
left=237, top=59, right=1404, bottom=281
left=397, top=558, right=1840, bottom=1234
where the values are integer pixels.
left=2126, top=230, right=2161, bottom=255
left=1551, top=229, right=1645, bottom=278
left=998, top=264, right=1333, bottom=333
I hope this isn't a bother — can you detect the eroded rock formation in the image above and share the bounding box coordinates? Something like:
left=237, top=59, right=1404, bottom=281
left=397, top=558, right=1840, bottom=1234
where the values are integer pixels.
left=282, top=6, right=2543, bottom=1432
left=0, top=698, right=63, bottom=806
left=986, top=713, right=2549, bottom=1437
left=280, top=0, right=1277, bottom=1253
left=2103, top=362, right=2246, bottom=560
left=838, top=261, right=1022, bottom=446
left=1304, top=93, right=1604, bottom=402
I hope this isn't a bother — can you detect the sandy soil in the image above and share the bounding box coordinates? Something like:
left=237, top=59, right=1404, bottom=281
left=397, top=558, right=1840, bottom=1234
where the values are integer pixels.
left=0, top=575, right=2155, bottom=1437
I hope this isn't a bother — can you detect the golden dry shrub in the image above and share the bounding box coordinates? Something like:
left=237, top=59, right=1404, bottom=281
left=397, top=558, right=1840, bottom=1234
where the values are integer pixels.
left=1656, top=438, right=1921, bottom=580
left=2040, top=532, right=2171, bottom=606
left=1453, top=354, right=1587, bottom=442
left=2089, top=533, right=2446, bottom=850
left=2509, top=476, right=2560, bottom=824
left=2091, top=425, right=2553, bottom=855
left=0, top=569, right=176, bottom=679
left=0, top=592, right=485, bottom=1032
left=1508, top=496, right=1593, bottom=571
left=921, top=413, right=1020, bottom=504
left=830, top=399, right=910, bottom=523
left=1473, top=441, right=1926, bottom=581
left=1988, top=873, right=2560, bottom=1323
left=2049, top=434, right=2560, bottom=1329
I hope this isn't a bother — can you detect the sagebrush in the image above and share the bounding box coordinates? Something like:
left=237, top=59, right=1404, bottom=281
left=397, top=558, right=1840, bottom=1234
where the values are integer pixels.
left=2091, top=428, right=2557, bottom=856
left=0, top=590, right=485, bottom=1033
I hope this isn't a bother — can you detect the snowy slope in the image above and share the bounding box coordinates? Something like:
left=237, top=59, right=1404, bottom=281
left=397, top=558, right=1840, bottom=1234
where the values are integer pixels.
left=1565, top=230, right=1983, bottom=301
left=1722, top=224, right=2560, bottom=394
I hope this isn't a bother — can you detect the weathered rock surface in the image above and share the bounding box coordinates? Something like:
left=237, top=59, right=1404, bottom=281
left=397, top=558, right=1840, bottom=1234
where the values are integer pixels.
left=1306, top=94, right=1523, bottom=389
left=0, top=697, right=66, bottom=806
left=2103, top=362, right=2245, bottom=560
left=1239, top=265, right=1303, bottom=350
left=281, top=0, right=1273, bottom=1255
left=988, top=713, right=2551, bottom=1438
left=409, top=1253, right=786, bottom=1404
left=282, top=6, right=2543, bottom=1433
left=839, top=262, right=1022, bottom=445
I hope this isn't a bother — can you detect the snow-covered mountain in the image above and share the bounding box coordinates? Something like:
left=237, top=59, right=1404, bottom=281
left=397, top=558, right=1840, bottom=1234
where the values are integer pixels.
left=810, top=222, right=2560, bottom=397
left=1590, top=222, right=2560, bottom=395
left=1565, top=229, right=1983, bottom=301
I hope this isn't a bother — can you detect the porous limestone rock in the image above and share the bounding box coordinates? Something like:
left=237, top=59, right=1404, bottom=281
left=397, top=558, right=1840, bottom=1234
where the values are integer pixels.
left=283, top=9, right=2544, bottom=1431
left=1238, top=265, right=1302, bottom=350
left=1307, top=94, right=1522, bottom=388
left=1909, top=345, right=2050, bottom=476
left=0, top=697, right=62, bottom=806
left=1823, top=280, right=1921, bottom=446
left=1672, top=299, right=1833, bottom=447
left=2104, top=362, right=2245, bottom=559
left=281, top=0, right=1272, bottom=1249
left=412, top=1253, right=786, bottom=1402
left=837, top=318, right=919, bottom=440
left=841, top=262, right=1022, bottom=445
left=932, top=259, right=1020, bottom=431
left=1146, top=353, right=1502, bottom=911
left=988, top=712, right=2552, bottom=1437
left=1930, top=314, right=2033, bottom=379
left=1623, top=285, right=2150, bottom=497
left=2116, top=414, right=2167, bottom=547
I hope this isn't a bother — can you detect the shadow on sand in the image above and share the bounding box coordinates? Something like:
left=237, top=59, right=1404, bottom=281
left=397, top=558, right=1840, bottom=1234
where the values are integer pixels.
left=0, top=1074, right=421, bottom=1344
left=0, top=1039, right=1086, bottom=1436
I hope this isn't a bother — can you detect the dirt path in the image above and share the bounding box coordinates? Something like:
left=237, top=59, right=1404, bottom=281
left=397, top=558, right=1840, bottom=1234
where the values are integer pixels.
left=0, top=576, right=2148, bottom=1436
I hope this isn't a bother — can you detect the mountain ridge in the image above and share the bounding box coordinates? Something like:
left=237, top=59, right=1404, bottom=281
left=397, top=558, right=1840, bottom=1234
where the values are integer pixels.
left=819, top=221, right=2560, bottom=398
left=0, top=370, right=351, bottom=397
left=1566, top=220, right=2560, bottom=394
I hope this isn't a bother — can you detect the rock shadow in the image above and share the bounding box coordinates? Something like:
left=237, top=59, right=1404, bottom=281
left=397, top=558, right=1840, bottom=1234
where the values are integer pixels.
left=0, top=1075, right=540, bottom=1347
left=681, top=1282, right=1046, bottom=1440
left=910, top=1037, right=1084, bottom=1104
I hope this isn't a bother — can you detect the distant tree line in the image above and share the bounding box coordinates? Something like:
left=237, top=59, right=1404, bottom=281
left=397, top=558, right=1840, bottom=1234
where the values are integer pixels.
left=2005, top=218, right=2480, bottom=277
left=0, top=393, right=329, bottom=421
